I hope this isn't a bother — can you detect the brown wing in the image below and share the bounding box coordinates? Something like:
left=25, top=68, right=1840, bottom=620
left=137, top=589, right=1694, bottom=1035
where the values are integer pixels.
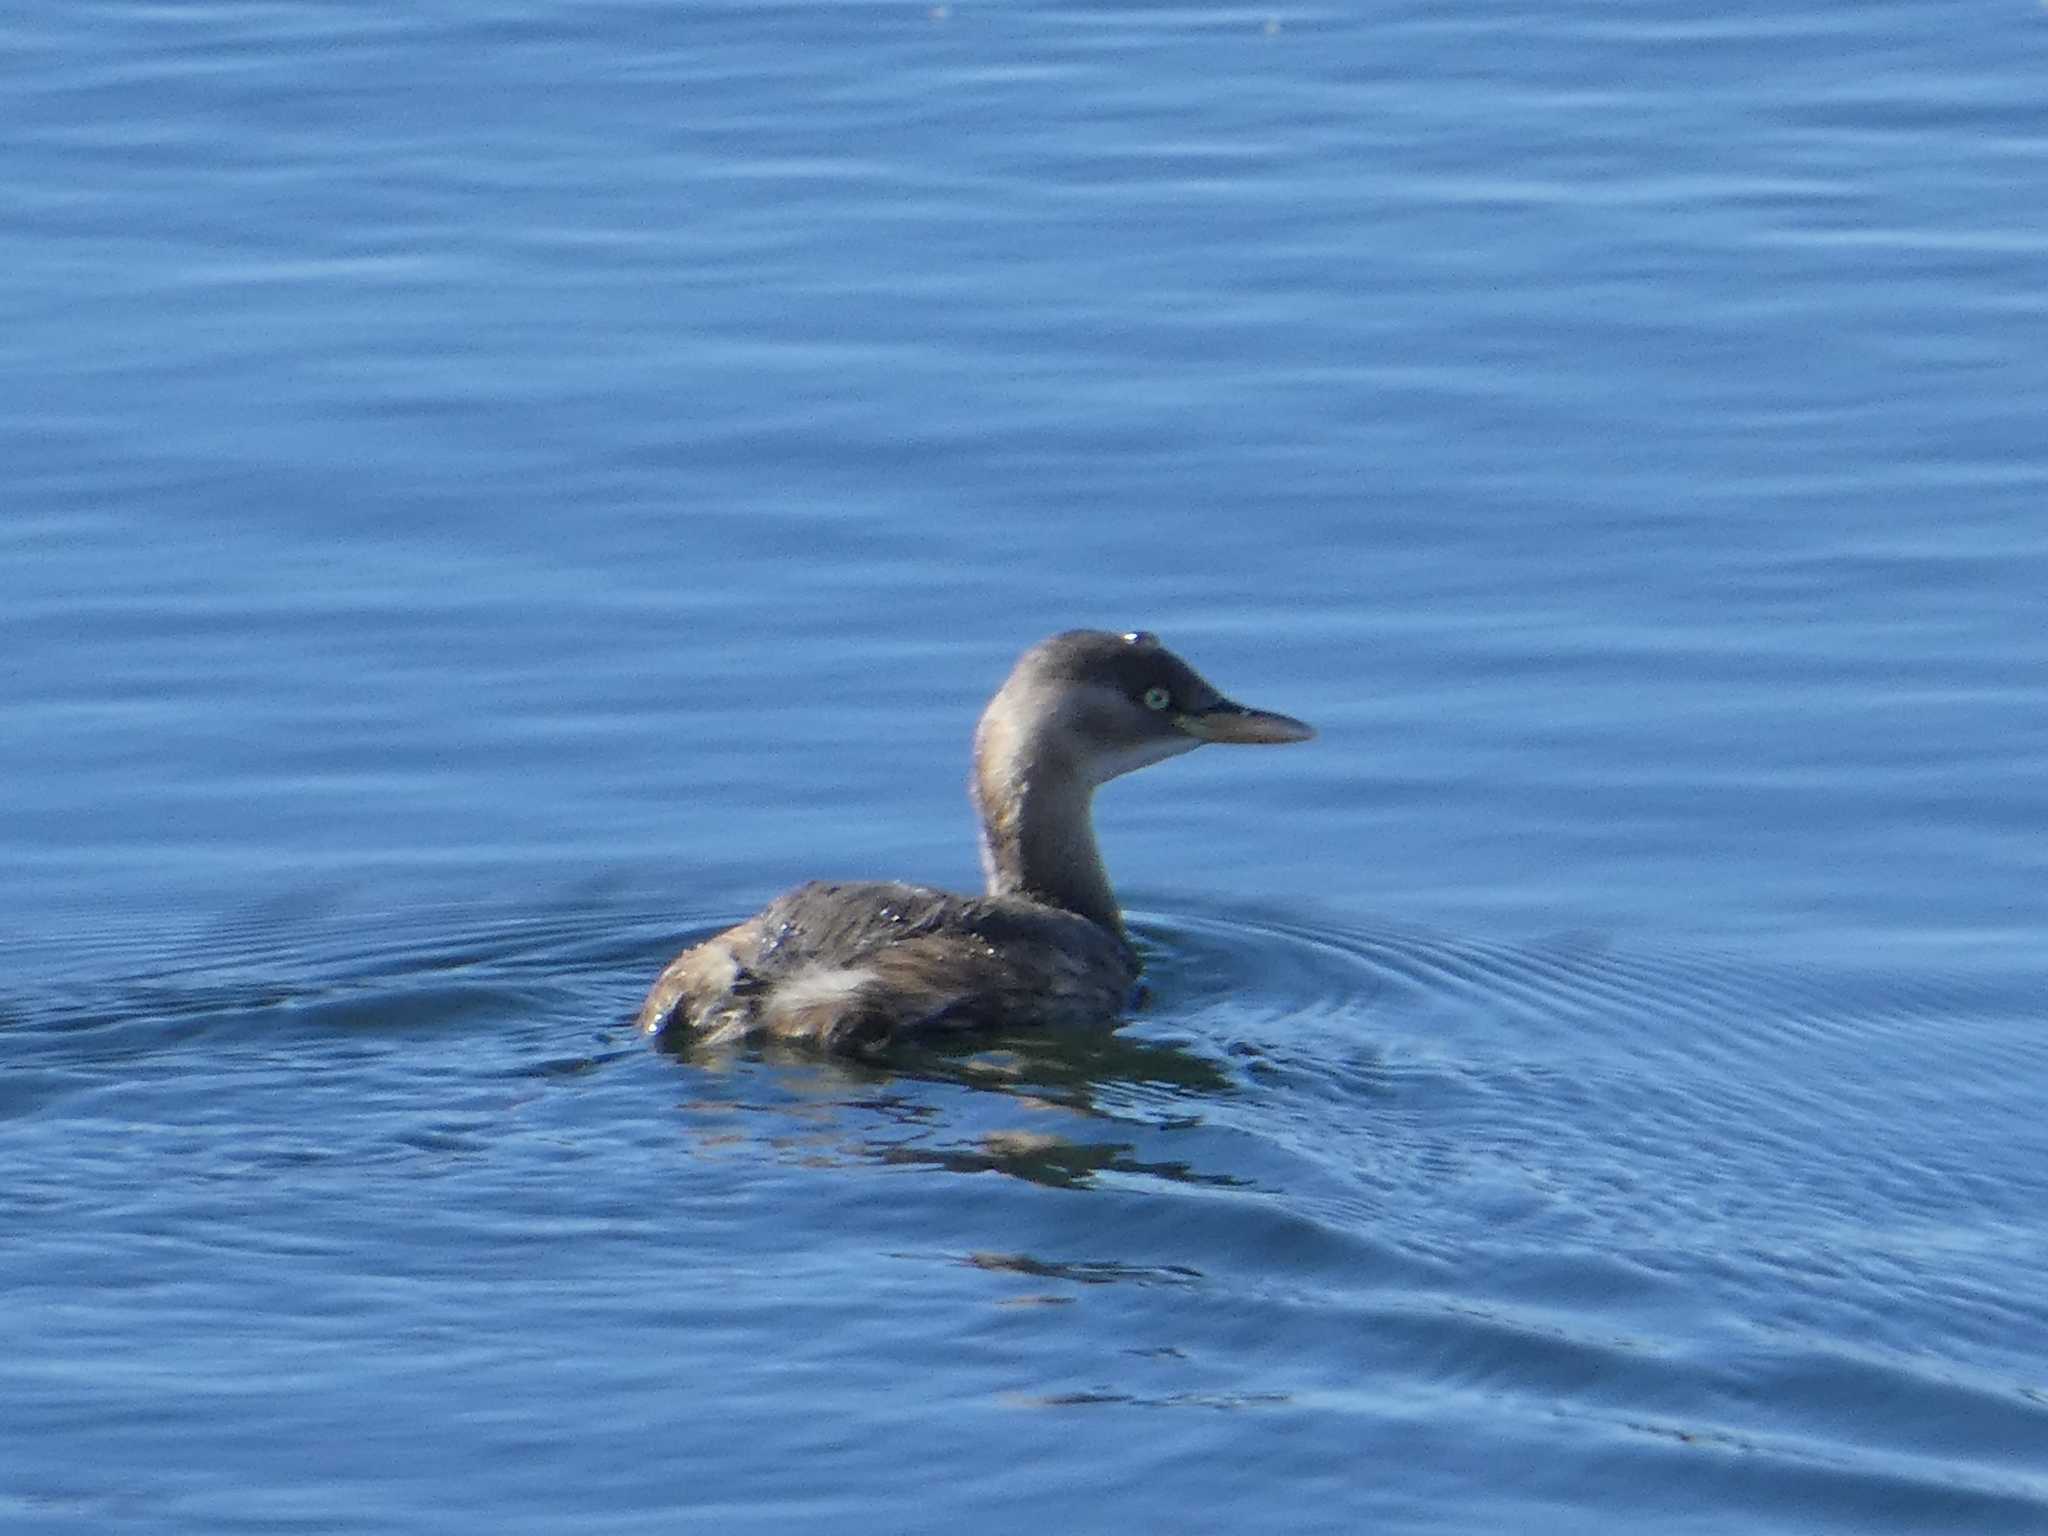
left=636, top=880, right=1134, bottom=1050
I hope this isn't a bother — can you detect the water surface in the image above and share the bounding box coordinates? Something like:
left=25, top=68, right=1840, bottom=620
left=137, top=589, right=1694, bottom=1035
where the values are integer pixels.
left=5, top=2, right=2048, bottom=1531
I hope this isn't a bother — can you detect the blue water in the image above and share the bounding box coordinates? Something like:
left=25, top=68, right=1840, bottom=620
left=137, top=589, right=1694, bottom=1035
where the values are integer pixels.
left=6, top=1, right=2048, bottom=1530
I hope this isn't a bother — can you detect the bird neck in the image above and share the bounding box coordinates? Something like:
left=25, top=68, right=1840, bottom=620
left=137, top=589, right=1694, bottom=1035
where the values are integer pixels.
left=971, top=711, right=1122, bottom=937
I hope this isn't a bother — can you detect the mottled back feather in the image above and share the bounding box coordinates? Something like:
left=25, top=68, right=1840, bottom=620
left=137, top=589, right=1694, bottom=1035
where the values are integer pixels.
left=636, top=880, right=1137, bottom=1052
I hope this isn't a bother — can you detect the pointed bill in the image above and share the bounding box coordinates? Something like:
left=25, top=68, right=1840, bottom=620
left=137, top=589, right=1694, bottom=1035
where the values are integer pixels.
left=1177, top=700, right=1315, bottom=744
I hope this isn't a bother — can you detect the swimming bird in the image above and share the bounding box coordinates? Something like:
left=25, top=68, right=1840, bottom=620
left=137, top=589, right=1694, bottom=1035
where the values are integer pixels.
left=636, top=629, right=1313, bottom=1052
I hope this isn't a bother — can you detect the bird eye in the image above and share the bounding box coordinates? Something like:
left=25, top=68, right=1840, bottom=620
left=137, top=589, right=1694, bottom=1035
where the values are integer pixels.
left=1142, top=686, right=1173, bottom=712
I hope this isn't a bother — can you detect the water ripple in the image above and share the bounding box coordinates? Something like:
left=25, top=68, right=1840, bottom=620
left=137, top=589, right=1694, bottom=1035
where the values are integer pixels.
left=7, top=885, right=2047, bottom=1530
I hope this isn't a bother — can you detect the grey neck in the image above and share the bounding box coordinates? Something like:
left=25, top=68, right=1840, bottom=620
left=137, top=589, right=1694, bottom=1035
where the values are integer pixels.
left=972, top=716, right=1122, bottom=937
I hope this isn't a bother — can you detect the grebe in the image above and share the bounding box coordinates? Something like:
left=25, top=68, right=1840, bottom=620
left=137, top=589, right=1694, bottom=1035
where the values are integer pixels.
left=636, top=629, right=1313, bottom=1051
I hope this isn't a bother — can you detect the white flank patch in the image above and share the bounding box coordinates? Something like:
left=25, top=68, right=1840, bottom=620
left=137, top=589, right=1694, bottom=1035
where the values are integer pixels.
left=766, top=964, right=878, bottom=1020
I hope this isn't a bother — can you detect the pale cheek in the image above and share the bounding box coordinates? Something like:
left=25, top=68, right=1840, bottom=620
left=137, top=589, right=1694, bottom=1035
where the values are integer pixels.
left=1090, top=734, right=1199, bottom=785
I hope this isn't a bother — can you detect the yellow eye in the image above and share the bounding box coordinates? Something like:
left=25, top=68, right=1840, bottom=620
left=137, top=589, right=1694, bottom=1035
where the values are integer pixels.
left=1142, top=686, right=1173, bottom=712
